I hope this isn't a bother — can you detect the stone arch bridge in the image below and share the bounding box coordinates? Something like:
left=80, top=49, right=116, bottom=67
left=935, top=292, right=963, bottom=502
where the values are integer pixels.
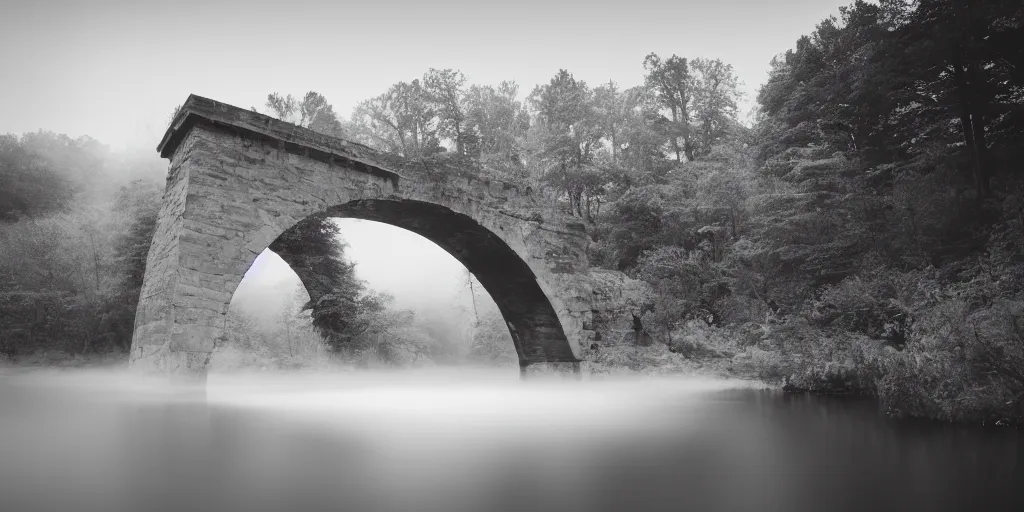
left=130, top=95, right=650, bottom=379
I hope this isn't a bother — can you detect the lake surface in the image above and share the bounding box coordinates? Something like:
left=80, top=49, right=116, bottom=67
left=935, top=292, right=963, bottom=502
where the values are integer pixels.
left=1, top=368, right=1022, bottom=512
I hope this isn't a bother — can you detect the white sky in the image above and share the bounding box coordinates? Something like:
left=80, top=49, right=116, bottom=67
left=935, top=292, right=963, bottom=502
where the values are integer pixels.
left=234, top=219, right=470, bottom=313
left=1, top=0, right=853, bottom=151
left=1, top=0, right=854, bottom=307
left=334, top=219, right=468, bottom=309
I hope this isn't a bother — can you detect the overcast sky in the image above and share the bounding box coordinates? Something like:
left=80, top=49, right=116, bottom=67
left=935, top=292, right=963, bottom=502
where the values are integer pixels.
left=1, top=0, right=854, bottom=308
left=2, top=0, right=853, bottom=150
left=235, top=219, right=470, bottom=315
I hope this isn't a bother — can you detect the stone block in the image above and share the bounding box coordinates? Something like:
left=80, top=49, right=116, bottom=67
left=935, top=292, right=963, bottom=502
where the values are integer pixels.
left=168, top=325, right=221, bottom=352
left=134, top=322, right=170, bottom=346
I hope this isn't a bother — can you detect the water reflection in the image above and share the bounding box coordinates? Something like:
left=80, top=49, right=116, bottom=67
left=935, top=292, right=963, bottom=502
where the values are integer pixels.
left=0, top=368, right=1021, bottom=511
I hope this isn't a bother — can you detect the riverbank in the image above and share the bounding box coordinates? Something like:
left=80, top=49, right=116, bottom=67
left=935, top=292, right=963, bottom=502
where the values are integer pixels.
left=587, top=323, right=1023, bottom=428
left=584, top=342, right=758, bottom=381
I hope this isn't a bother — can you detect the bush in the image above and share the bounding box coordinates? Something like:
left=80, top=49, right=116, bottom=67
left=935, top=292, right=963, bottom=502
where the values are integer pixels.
left=633, top=246, right=730, bottom=335
left=810, top=267, right=913, bottom=347
left=665, top=321, right=738, bottom=359
left=877, top=297, right=1024, bottom=424
left=757, top=332, right=887, bottom=395
left=745, top=252, right=1024, bottom=424
left=749, top=348, right=794, bottom=384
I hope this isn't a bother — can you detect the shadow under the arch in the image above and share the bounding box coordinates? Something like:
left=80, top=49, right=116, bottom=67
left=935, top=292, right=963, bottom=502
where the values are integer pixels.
left=264, top=198, right=579, bottom=370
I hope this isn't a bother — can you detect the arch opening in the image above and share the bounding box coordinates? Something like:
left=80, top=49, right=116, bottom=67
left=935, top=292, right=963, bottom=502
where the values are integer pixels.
left=263, top=199, right=577, bottom=366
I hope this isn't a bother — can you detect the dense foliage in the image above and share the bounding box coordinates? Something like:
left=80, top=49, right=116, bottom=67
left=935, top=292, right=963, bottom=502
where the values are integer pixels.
left=738, top=0, right=1024, bottom=424
left=272, top=0, right=1020, bottom=423
left=0, top=133, right=164, bottom=359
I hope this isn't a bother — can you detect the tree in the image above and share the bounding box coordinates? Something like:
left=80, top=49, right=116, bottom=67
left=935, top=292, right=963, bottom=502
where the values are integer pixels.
left=689, top=58, right=742, bottom=158
left=593, top=80, right=627, bottom=165
left=634, top=246, right=730, bottom=332
left=109, top=180, right=162, bottom=350
left=643, top=53, right=693, bottom=162
left=268, top=216, right=383, bottom=355
left=0, top=133, right=90, bottom=221
left=614, top=86, right=672, bottom=186
left=350, top=80, right=441, bottom=158
left=890, top=0, right=1024, bottom=199
left=463, top=81, right=531, bottom=175
left=264, top=91, right=346, bottom=137
left=215, top=282, right=329, bottom=370
left=423, top=68, right=470, bottom=155
left=528, top=70, right=605, bottom=220
left=692, top=140, right=755, bottom=239
left=265, top=93, right=298, bottom=121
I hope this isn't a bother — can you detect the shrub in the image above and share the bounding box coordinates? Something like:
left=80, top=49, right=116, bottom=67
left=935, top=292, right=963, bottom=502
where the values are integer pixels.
left=810, top=269, right=913, bottom=348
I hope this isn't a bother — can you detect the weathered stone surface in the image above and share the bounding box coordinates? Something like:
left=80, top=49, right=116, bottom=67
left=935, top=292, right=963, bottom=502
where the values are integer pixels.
left=520, top=361, right=583, bottom=380
left=548, top=269, right=656, bottom=359
left=130, top=94, right=649, bottom=377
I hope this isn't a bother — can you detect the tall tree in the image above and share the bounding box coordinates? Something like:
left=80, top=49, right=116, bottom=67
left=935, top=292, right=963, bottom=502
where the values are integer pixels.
left=423, top=68, right=470, bottom=155
left=268, top=216, right=385, bottom=355
left=528, top=70, right=605, bottom=220
left=894, top=0, right=1024, bottom=199
left=643, top=53, right=693, bottom=162
left=615, top=86, right=672, bottom=184
left=264, top=91, right=346, bottom=137
left=593, top=80, right=626, bottom=165
left=463, top=81, right=531, bottom=175
left=350, top=80, right=441, bottom=158
left=689, top=58, right=742, bottom=157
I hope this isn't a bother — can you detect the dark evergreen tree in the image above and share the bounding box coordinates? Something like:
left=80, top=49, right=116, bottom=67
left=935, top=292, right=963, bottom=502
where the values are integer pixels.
left=269, top=215, right=386, bottom=356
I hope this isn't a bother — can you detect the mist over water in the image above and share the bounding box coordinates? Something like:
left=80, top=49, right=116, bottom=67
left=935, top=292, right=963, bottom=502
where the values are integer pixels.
left=1, top=368, right=1021, bottom=512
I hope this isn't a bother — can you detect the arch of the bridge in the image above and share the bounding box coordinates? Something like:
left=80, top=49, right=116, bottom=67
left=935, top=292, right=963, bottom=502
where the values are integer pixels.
left=128, top=94, right=585, bottom=377
left=268, top=199, right=575, bottom=364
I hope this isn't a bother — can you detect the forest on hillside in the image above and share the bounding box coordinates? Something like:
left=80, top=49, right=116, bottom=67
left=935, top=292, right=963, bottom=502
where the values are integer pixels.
left=2, top=0, right=1023, bottom=423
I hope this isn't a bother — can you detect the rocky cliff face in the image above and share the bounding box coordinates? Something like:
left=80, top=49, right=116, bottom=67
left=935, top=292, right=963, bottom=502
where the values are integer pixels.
left=549, top=269, right=656, bottom=363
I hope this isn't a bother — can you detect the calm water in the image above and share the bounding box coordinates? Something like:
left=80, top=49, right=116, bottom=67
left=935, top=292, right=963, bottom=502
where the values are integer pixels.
left=1, top=368, right=1022, bottom=512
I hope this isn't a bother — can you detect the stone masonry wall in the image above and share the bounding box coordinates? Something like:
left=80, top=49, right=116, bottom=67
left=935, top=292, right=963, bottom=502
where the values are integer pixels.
left=132, top=122, right=590, bottom=374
